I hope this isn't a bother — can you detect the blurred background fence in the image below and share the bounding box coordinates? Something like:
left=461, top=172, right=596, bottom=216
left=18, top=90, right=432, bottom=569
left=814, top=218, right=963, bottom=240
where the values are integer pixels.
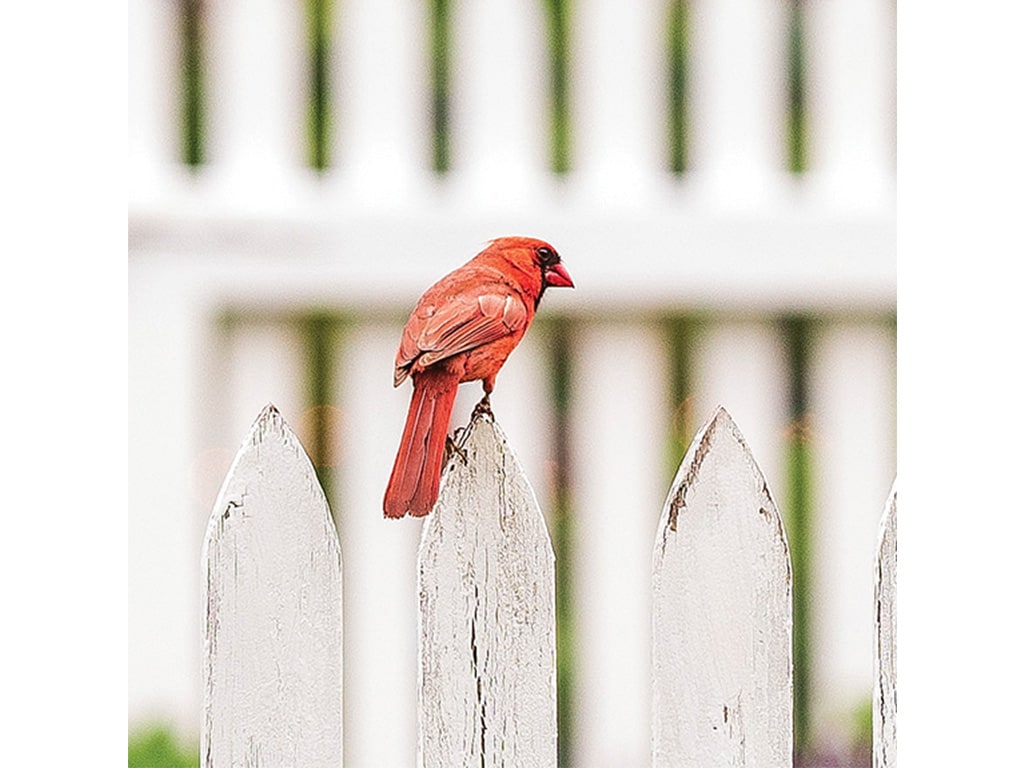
left=128, top=0, right=895, bottom=765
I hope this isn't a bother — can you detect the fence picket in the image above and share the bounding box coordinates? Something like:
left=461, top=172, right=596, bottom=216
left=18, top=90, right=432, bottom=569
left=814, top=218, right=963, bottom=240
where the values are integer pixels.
left=450, top=0, right=548, bottom=199
left=418, top=411, right=556, bottom=767
left=873, top=484, right=897, bottom=768
left=129, top=0, right=178, bottom=201
left=205, top=0, right=309, bottom=202
left=335, top=323, right=421, bottom=767
left=688, top=0, right=789, bottom=202
left=808, top=321, right=896, bottom=750
left=571, top=322, right=668, bottom=767
left=805, top=0, right=895, bottom=202
left=332, top=0, right=429, bottom=197
left=201, top=405, right=342, bottom=767
left=652, top=406, right=792, bottom=768
left=574, top=0, right=665, bottom=197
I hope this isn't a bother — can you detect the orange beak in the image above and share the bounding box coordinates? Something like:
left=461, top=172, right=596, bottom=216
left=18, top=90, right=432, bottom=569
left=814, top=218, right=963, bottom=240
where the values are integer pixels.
left=544, top=262, right=575, bottom=289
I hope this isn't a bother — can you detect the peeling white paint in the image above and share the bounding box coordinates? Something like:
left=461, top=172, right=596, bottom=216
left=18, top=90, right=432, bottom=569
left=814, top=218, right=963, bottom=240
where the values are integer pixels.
left=653, top=407, right=793, bottom=768
left=418, top=411, right=556, bottom=768
left=201, top=405, right=342, bottom=768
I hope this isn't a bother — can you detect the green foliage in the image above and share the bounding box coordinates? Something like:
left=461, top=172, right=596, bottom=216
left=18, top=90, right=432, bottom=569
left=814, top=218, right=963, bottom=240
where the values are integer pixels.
left=787, top=0, right=807, bottom=173
left=851, top=695, right=874, bottom=755
left=666, top=0, right=689, bottom=174
left=180, top=0, right=205, bottom=166
left=306, top=0, right=332, bottom=170
left=543, top=0, right=572, bottom=173
left=544, top=317, right=577, bottom=767
left=782, top=315, right=814, bottom=759
left=127, top=725, right=199, bottom=768
left=664, top=315, right=700, bottom=480
left=430, top=0, right=452, bottom=173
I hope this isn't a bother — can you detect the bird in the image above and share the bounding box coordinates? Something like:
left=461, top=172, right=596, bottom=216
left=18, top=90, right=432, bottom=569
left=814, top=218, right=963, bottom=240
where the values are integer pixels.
left=383, top=236, right=574, bottom=518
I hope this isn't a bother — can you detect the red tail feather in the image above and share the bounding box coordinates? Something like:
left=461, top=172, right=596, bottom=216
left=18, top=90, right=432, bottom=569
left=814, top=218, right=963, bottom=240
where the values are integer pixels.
left=383, top=369, right=460, bottom=518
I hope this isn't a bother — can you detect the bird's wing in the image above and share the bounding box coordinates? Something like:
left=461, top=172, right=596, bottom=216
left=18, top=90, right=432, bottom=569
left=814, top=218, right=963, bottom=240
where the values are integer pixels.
left=394, top=289, right=528, bottom=385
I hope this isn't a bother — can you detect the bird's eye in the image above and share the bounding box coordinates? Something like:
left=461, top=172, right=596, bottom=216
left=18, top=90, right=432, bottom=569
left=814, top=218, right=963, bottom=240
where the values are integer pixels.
left=537, top=246, right=559, bottom=266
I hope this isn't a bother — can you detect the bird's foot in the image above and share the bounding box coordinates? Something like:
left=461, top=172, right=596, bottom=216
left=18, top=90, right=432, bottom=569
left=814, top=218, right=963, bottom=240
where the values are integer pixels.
left=444, top=433, right=468, bottom=465
left=472, top=393, right=493, bottom=420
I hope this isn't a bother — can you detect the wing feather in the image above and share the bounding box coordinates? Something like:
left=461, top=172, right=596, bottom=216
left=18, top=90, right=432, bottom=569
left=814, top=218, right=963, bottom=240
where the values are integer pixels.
left=394, top=287, right=528, bottom=384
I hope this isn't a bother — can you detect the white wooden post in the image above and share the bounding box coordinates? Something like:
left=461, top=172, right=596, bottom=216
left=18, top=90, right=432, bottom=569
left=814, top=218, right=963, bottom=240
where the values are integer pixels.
left=873, top=484, right=897, bottom=768
left=571, top=322, right=668, bottom=767
left=418, top=411, right=556, bottom=768
left=129, top=0, right=181, bottom=205
left=129, top=260, right=206, bottom=729
left=204, top=0, right=312, bottom=208
left=688, top=0, right=789, bottom=204
left=449, top=0, right=549, bottom=203
left=335, top=323, right=421, bottom=768
left=201, top=405, right=343, bottom=767
left=808, top=321, right=896, bottom=748
left=573, top=0, right=666, bottom=201
left=804, top=0, right=896, bottom=204
left=331, top=0, right=430, bottom=201
left=653, top=407, right=793, bottom=768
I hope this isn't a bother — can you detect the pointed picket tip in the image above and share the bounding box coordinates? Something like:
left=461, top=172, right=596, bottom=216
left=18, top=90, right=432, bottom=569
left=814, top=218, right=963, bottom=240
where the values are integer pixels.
left=418, top=408, right=557, bottom=767
left=202, top=406, right=342, bottom=768
left=205, top=403, right=331, bottom=534
left=428, top=404, right=550, bottom=558
left=656, top=405, right=788, bottom=553
left=255, top=401, right=282, bottom=428
left=653, top=406, right=793, bottom=768
left=873, top=480, right=897, bottom=768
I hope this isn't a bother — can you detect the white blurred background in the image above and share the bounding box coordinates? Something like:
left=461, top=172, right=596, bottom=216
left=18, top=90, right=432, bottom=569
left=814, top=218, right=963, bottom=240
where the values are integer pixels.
left=128, top=0, right=894, bottom=765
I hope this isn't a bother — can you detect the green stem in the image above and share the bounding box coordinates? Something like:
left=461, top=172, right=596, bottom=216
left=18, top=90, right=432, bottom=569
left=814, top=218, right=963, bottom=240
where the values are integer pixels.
left=180, top=0, right=205, bottom=166
left=430, top=0, right=452, bottom=173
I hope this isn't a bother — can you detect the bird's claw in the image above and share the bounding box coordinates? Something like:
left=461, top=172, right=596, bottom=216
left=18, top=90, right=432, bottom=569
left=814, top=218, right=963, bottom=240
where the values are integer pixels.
left=471, top=393, right=493, bottom=420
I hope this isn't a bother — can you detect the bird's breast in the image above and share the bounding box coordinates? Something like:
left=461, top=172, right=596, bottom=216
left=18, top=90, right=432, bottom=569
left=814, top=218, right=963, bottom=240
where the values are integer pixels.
left=458, top=333, right=524, bottom=383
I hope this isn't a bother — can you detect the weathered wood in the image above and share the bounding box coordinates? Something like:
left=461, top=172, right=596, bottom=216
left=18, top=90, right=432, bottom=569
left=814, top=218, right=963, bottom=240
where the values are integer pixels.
left=873, top=484, right=897, bottom=768
left=653, top=406, right=793, bottom=768
left=418, top=410, right=556, bottom=768
left=201, top=405, right=342, bottom=768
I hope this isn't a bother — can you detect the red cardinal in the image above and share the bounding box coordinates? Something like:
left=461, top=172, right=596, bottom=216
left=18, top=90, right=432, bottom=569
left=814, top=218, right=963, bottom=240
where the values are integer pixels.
left=383, top=236, right=574, bottom=518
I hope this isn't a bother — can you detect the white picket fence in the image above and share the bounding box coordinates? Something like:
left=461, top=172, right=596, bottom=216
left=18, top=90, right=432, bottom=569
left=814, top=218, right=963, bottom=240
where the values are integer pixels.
left=202, top=404, right=895, bottom=767
left=128, top=0, right=895, bottom=764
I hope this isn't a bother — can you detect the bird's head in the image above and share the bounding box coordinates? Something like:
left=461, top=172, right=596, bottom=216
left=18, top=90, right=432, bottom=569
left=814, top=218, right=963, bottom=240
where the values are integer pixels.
left=484, top=236, right=575, bottom=299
